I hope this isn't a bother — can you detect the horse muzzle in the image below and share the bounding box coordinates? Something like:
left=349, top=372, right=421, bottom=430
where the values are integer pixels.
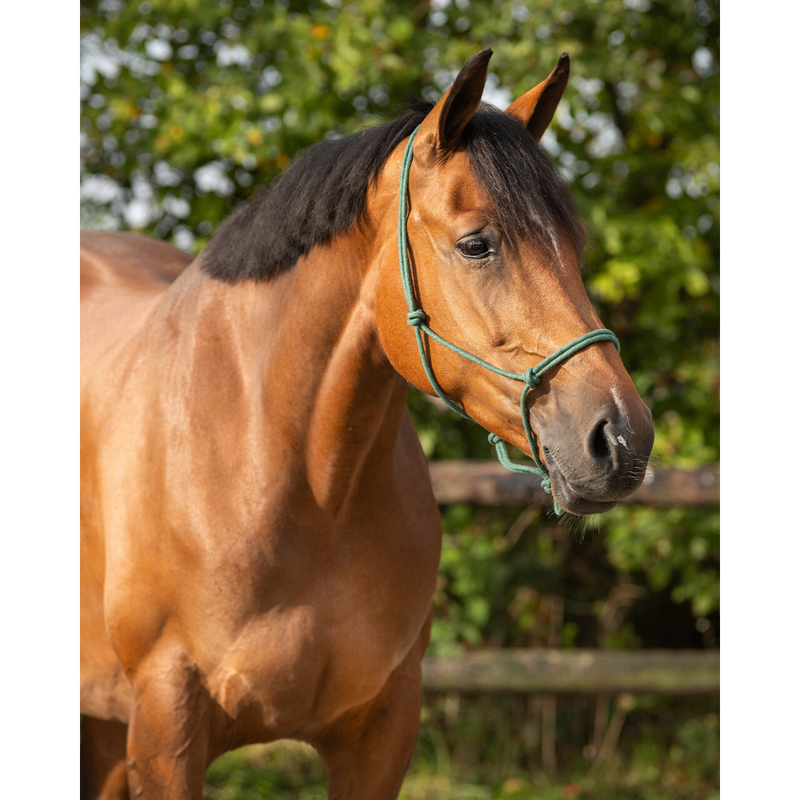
left=540, top=402, right=654, bottom=516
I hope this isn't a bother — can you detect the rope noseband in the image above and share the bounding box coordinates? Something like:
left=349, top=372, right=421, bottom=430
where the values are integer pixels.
left=398, top=125, right=620, bottom=515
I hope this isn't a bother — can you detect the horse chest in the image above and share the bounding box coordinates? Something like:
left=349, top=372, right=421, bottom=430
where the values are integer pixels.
left=202, top=505, right=441, bottom=737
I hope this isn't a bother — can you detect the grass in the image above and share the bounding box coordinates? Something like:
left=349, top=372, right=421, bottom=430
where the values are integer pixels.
left=203, top=698, right=719, bottom=800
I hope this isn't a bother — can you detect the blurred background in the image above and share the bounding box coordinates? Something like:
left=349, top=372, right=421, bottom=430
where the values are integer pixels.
left=80, top=0, right=719, bottom=797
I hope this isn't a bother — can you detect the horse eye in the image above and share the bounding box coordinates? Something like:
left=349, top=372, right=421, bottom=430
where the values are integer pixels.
left=457, top=237, right=491, bottom=258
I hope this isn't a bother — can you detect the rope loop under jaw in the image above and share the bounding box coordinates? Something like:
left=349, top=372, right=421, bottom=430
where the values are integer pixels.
left=398, top=125, right=620, bottom=516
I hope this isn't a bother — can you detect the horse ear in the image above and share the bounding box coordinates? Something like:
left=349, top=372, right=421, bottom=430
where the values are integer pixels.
left=415, top=49, right=492, bottom=165
left=505, top=53, right=570, bottom=141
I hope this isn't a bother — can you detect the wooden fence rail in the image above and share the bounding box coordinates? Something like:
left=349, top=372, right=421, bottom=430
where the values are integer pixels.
left=421, top=649, right=719, bottom=695
left=428, top=462, right=720, bottom=508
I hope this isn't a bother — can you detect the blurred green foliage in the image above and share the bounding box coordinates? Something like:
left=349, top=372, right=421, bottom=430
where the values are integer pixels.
left=81, top=0, right=719, bottom=790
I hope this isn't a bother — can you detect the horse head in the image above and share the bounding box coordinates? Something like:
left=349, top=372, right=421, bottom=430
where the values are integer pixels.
left=376, top=50, right=654, bottom=516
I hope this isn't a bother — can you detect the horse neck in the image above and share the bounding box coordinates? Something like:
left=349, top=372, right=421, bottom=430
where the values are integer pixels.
left=183, top=226, right=407, bottom=519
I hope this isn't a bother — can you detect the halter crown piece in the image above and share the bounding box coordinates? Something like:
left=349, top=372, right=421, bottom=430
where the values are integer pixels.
left=398, top=126, right=620, bottom=515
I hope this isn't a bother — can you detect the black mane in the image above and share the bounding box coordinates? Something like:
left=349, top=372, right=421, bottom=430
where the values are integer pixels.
left=201, top=100, right=583, bottom=283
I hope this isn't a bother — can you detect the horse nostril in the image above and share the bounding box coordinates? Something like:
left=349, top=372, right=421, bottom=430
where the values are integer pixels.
left=589, top=418, right=614, bottom=466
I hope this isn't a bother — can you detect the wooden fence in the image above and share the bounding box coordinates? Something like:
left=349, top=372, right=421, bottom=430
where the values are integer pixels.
left=421, top=461, right=720, bottom=696
left=421, top=648, right=719, bottom=694
left=428, top=461, right=720, bottom=509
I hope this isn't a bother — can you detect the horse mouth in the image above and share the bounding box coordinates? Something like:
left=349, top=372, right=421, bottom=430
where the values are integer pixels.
left=546, top=458, right=620, bottom=517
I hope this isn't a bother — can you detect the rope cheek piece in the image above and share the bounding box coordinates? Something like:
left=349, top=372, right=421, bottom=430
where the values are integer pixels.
left=397, top=125, right=620, bottom=516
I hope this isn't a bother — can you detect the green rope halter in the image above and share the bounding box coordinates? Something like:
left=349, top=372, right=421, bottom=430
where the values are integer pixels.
left=398, top=125, right=620, bottom=515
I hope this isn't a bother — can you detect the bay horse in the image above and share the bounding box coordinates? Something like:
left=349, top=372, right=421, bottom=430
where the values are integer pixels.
left=81, top=49, right=653, bottom=799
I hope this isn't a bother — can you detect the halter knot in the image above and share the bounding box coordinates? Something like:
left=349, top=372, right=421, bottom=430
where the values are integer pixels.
left=523, top=368, right=541, bottom=388
left=488, top=433, right=502, bottom=446
left=406, top=309, right=427, bottom=328
left=540, top=474, right=552, bottom=494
